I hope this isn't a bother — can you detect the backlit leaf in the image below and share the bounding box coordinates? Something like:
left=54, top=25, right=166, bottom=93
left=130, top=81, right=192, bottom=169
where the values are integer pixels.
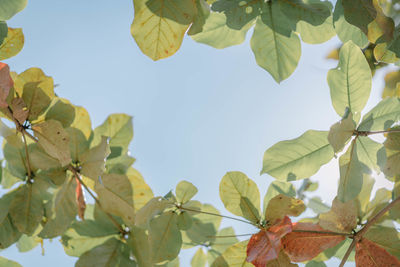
left=262, top=130, right=333, bottom=181
left=131, top=0, right=196, bottom=60
left=382, top=71, right=400, bottom=98
left=0, top=28, right=24, bottom=60
left=355, top=238, right=400, bottom=266
left=342, top=0, right=376, bottom=35
left=81, top=136, right=110, bottom=180
left=129, top=225, right=152, bottom=267
left=134, top=197, right=171, bottom=227
left=265, top=194, right=305, bottom=225
left=356, top=136, right=385, bottom=174
left=0, top=214, right=22, bottom=249
left=0, top=256, right=22, bottom=267
left=45, top=98, right=76, bottom=128
left=0, top=0, right=27, bottom=20
left=176, top=180, right=198, bottom=204
left=318, top=197, right=357, bottom=233
left=282, top=223, right=345, bottom=262
left=364, top=225, right=400, bottom=259
left=383, top=129, right=400, bottom=177
left=211, top=241, right=252, bottom=267
left=328, top=112, right=356, bottom=153
left=10, top=97, right=28, bottom=124
left=187, top=0, right=210, bottom=35
left=308, top=197, right=330, bottom=214
left=219, top=171, right=260, bottom=223
left=263, top=180, right=296, bottom=215
left=191, top=248, right=207, bottom=267
left=127, top=167, right=154, bottom=211
left=327, top=41, right=372, bottom=119
left=0, top=62, right=12, bottom=107
left=266, top=251, right=298, bottom=267
left=358, top=97, right=400, bottom=131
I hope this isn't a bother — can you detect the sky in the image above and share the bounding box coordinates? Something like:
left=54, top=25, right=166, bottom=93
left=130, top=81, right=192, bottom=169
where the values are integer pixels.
left=0, top=1, right=394, bottom=266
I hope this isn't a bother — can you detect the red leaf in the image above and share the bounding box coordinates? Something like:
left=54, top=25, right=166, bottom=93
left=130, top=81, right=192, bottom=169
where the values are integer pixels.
left=282, top=222, right=345, bottom=262
left=246, top=216, right=293, bottom=267
left=0, top=62, right=13, bottom=108
left=356, top=238, right=400, bottom=267
left=75, top=177, right=86, bottom=220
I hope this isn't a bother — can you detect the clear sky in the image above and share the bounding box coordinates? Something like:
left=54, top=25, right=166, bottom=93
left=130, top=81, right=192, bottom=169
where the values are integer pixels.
left=1, top=1, right=393, bottom=266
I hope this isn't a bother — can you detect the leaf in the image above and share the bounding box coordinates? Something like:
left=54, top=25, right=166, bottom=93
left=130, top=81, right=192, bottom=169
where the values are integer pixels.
left=263, top=180, right=296, bottom=215
left=337, top=140, right=363, bottom=202
left=14, top=67, right=55, bottom=121
left=187, top=0, right=210, bottom=35
left=70, top=106, right=92, bottom=139
left=358, top=97, right=400, bottom=131
left=308, top=197, right=330, bottom=214
left=328, top=113, right=356, bottom=153
left=319, top=197, right=357, bottom=233
left=95, top=173, right=136, bottom=227
left=76, top=238, right=134, bottom=267
left=219, top=171, right=260, bottom=223
left=265, top=194, right=305, bottom=225
left=0, top=62, right=12, bottom=107
left=382, top=71, right=400, bottom=98
left=0, top=21, right=6, bottom=45
left=342, top=0, right=377, bottom=35
left=129, top=225, right=152, bottom=267
left=92, top=114, right=132, bottom=157
left=0, top=256, right=22, bottom=267
left=190, top=11, right=251, bottom=48
left=251, top=4, right=300, bottom=83
left=356, top=136, right=385, bottom=174
left=364, top=225, right=400, bottom=259
left=0, top=0, right=27, bottom=20
left=246, top=216, right=293, bottom=266
left=383, top=130, right=400, bottom=177
left=0, top=214, right=22, bottom=249
left=131, top=0, right=196, bottom=60
left=32, top=120, right=71, bottom=166
left=10, top=97, right=28, bottom=124
left=0, top=28, right=24, bottom=60
left=127, top=167, right=154, bottom=211
left=176, top=180, right=198, bottom=204
left=209, top=227, right=239, bottom=260
left=282, top=222, right=345, bottom=262
left=211, top=240, right=253, bottom=267
left=134, top=197, right=171, bottom=227
left=355, top=238, right=400, bottom=266
left=332, top=0, right=368, bottom=48
left=211, top=0, right=262, bottom=30
left=262, top=130, right=334, bottom=181
left=16, top=234, right=39, bottom=252
left=266, top=251, right=298, bottom=267
left=356, top=174, right=375, bottom=218
left=45, top=98, right=76, bottom=128
left=327, top=41, right=372, bottom=119
left=305, top=261, right=326, bottom=267
left=9, top=184, right=43, bottom=235
left=81, top=136, right=110, bottom=180
left=76, top=177, right=86, bottom=220
left=149, top=211, right=182, bottom=263
left=39, top=176, right=78, bottom=238
left=191, top=248, right=207, bottom=267
left=363, top=188, right=391, bottom=221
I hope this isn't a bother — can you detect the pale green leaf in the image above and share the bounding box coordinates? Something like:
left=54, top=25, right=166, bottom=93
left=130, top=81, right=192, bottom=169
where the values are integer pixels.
left=267, top=251, right=298, bottom=267
left=0, top=21, right=6, bottom=45
left=187, top=0, right=210, bottom=35
left=328, top=113, right=356, bottom=153
left=357, top=136, right=385, bottom=174
left=191, top=11, right=251, bottom=48
left=327, top=41, right=372, bottom=118
left=319, top=197, right=357, bottom=233
left=0, top=214, right=22, bottom=249
left=16, top=234, right=39, bottom=252
left=134, top=197, right=171, bottom=228
left=356, top=174, right=375, bottom=218
left=363, top=188, right=391, bottom=221
left=0, top=28, right=24, bottom=60
left=263, top=180, right=296, bottom=215
left=149, top=211, right=182, bottom=263
left=131, top=0, right=196, bottom=60
left=129, top=226, right=152, bottom=267
left=127, top=167, right=154, bottom=211
left=251, top=6, right=300, bottom=83
left=210, top=227, right=238, bottom=257
left=308, top=197, right=330, bottom=214
left=177, top=211, right=192, bottom=230
left=0, top=256, right=22, bottom=267
left=211, top=240, right=252, bottom=267
left=262, top=130, right=334, bottom=181
left=0, top=0, right=27, bottom=20
left=358, top=97, right=400, bottom=131
left=191, top=248, right=207, bottom=267
left=219, top=171, right=260, bottom=223
left=45, top=98, right=76, bottom=128
left=383, top=130, right=400, bottom=177
left=81, top=136, right=110, bottom=180
left=305, top=261, right=326, bottom=267
left=341, top=0, right=377, bottom=35
left=337, top=140, right=363, bottom=202
left=265, top=194, right=305, bottom=224
left=176, top=180, right=198, bottom=204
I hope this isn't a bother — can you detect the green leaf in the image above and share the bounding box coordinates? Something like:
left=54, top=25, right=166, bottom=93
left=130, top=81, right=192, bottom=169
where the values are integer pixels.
left=129, top=225, right=152, bottom=267
left=95, top=173, right=136, bottom=227
left=341, top=0, right=377, bottom=35
left=262, top=130, right=334, bottom=181
left=14, top=67, right=55, bottom=121
left=16, top=234, right=39, bottom=252
left=0, top=256, right=22, bottom=267
left=0, top=0, right=27, bottom=20
left=32, top=120, right=71, bottom=166
left=337, top=140, right=363, bottom=202
left=127, top=167, right=154, bottom=211
left=328, top=112, right=356, bottom=153
left=263, top=180, right=296, bottom=215
left=191, top=248, right=207, bottom=267
left=92, top=114, right=132, bottom=157
left=211, top=0, right=262, bottom=30
left=76, top=238, right=135, bottom=267
left=176, top=180, right=198, bottom=204
left=358, top=97, right=400, bottom=131
left=0, top=27, right=24, bottom=60
left=70, top=106, right=92, bottom=139
left=149, top=211, right=182, bottom=263
left=355, top=174, right=374, bottom=218
left=131, top=0, right=196, bottom=60
left=308, top=197, right=330, bottom=214
left=363, top=188, right=391, bottom=221
left=134, top=197, right=171, bottom=228
left=357, top=136, right=386, bottom=174
left=327, top=41, right=372, bottom=118
left=319, top=197, right=357, bottom=233
left=187, top=0, right=210, bottom=35
left=211, top=240, right=252, bottom=267
left=0, top=214, right=22, bottom=249
left=106, top=154, right=135, bottom=175
left=219, top=171, right=260, bottom=223
left=67, top=127, right=90, bottom=163
left=364, top=225, right=400, bottom=259
left=9, top=184, right=43, bottom=235
left=45, top=98, right=76, bottom=128
left=190, top=11, right=251, bottom=48
left=81, top=136, right=110, bottom=180
left=209, top=227, right=238, bottom=260
left=265, top=194, right=305, bottom=224
left=0, top=189, right=16, bottom=222
left=279, top=0, right=334, bottom=44
left=305, top=261, right=327, bottom=267
left=0, top=21, right=6, bottom=45
left=251, top=5, right=300, bottom=83
left=3, top=138, right=28, bottom=179
left=383, top=130, right=400, bottom=177
left=39, top=176, right=77, bottom=238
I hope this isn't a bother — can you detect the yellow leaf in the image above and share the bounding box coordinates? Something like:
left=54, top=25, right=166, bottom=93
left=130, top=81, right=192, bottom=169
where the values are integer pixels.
left=0, top=28, right=24, bottom=60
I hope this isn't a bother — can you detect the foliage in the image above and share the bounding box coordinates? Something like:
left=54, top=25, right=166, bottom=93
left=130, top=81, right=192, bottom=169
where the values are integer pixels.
left=0, top=0, right=400, bottom=266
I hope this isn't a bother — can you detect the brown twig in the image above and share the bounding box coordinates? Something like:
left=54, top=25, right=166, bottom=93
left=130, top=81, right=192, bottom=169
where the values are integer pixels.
left=339, top=195, right=400, bottom=267
left=21, top=131, right=33, bottom=180
left=292, top=229, right=353, bottom=237
left=354, top=129, right=400, bottom=136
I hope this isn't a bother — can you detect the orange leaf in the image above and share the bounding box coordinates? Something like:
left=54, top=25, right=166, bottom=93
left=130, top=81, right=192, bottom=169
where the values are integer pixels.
left=75, top=177, right=86, bottom=220
left=355, top=238, right=400, bottom=267
left=282, top=222, right=345, bottom=262
left=0, top=62, right=12, bottom=108
left=246, top=216, right=293, bottom=267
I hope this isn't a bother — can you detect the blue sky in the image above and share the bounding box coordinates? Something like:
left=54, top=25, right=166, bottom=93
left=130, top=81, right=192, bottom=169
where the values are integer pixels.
left=1, top=1, right=393, bottom=266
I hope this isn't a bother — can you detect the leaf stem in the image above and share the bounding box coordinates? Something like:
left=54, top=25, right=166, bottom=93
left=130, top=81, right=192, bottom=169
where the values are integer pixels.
left=21, top=131, right=33, bottom=180
left=178, top=206, right=257, bottom=226
left=292, top=229, right=353, bottom=237
left=339, top=195, right=400, bottom=267
left=354, top=129, right=400, bottom=136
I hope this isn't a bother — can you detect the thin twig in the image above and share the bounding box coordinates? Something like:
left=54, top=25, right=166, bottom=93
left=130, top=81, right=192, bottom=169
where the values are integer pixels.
left=355, top=129, right=400, bottom=136
left=206, top=233, right=255, bottom=238
left=179, top=206, right=257, bottom=226
left=292, top=229, right=353, bottom=237
left=339, top=195, right=400, bottom=267
left=21, top=131, right=33, bottom=179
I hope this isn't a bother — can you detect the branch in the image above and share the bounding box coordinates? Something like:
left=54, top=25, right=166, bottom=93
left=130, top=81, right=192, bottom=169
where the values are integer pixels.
left=339, top=195, right=400, bottom=267
left=21, top=131, right=33, bottom=180
left=354, top=129, right=400, bottom=136
left=292, top=229, right=353, bottom=237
